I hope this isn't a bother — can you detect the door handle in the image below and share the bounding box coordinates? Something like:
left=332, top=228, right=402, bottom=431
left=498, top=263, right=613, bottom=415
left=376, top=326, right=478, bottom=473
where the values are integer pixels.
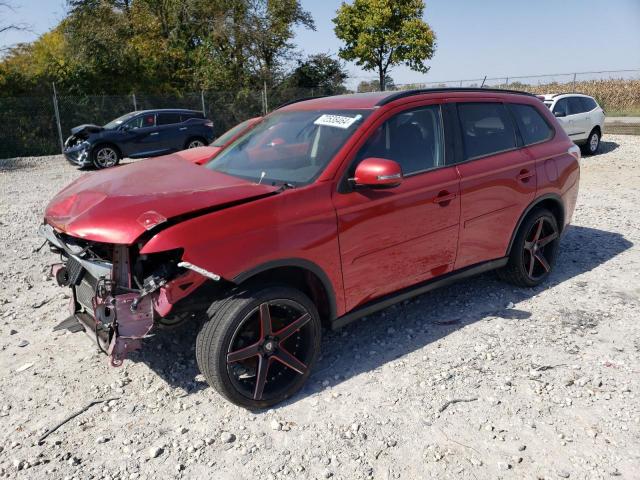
left=149, top=132, right=159, bottom=136
left=179, top=127, right=187, bottom=131
left=432, top=191, right=457, bottom=206
left=517, top=169, right=535, bottom=182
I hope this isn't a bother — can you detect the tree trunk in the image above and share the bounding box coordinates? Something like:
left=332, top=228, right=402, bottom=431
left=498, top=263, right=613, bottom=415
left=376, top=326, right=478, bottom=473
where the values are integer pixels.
left=379, top=67, right=385, bottom=92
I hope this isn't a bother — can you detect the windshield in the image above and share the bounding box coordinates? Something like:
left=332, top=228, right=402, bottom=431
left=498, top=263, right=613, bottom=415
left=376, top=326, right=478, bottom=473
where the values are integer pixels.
left=212, top=118, right=259, bottom=147
left=205, top=109, right=370, bottom=186
left=104, top=112, right=137, bottom=130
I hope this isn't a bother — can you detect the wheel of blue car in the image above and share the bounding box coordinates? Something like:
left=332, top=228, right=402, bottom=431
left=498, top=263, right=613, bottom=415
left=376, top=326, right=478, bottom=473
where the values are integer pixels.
left=186, top=137, right=206, bottom=149
left=92, top=145, right=120, bottom=169
left=196, top=285, right=321, bottom=409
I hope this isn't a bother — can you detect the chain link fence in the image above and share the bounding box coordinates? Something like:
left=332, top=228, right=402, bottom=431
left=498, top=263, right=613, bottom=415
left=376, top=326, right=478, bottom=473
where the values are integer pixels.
left=1, top=69, right=639, bottom=159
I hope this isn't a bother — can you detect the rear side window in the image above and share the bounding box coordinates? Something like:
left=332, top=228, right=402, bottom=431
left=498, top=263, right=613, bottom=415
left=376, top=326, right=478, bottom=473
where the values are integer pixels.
left=181, top=112, right=203, bottom=122
left=457, top=103, right=516, bottom=160
left=157, top=112, right=182, bottom=125
left=509, top=104, right=553, bottom=146
left=580, top=97, right=597, bottom=111
left=568, top=97, right=585, bottom=115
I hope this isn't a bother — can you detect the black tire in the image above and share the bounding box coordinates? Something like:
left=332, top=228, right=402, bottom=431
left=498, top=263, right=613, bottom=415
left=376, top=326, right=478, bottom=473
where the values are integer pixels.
left=581, top=128, right=600, bottom=156
left=196, top=285, right=321, bottom=409
left=92, top=144, right=121, bottom=169
left=498, top=208, right=560, bottom=288
left=185, top=137, right=208, bottom=149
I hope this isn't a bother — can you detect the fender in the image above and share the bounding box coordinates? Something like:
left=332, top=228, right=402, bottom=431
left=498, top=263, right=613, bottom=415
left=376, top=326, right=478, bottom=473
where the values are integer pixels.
left=506, top=193, right=565, bottom=255
left=233, top=258, right=338, bottom=321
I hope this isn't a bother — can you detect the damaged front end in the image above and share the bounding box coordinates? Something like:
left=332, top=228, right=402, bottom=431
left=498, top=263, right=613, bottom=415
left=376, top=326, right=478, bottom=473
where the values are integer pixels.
left=63, top=125, right=102, bottom=167
left=40, top=224, right=214, bottom=366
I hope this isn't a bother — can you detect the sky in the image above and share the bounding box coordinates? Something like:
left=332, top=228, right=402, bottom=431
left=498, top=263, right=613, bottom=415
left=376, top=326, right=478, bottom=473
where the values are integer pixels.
left=2, top=0, right=639, bottom=89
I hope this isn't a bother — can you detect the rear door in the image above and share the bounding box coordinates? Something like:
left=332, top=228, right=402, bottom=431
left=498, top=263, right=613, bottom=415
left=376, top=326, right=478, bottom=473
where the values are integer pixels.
left=453, top=101, right=537, bottom=269
left=156, top=112, right=184, bottom=152
left=333, top=102, right=461, bottom=311
left=568, top=97, right=590, bottom=141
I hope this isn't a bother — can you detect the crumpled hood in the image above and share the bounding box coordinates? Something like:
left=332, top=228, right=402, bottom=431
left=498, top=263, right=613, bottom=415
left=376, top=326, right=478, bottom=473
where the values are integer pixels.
left=70, top=124, right=104, bottom=136
left=45, top=155, right=278, bottom=244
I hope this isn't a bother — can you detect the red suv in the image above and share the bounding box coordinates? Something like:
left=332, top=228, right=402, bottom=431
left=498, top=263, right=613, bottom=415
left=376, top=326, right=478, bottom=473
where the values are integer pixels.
left=41, top=88, right=580, bottom=408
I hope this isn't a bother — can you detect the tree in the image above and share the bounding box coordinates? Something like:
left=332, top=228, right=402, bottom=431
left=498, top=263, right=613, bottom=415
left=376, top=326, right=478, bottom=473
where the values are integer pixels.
left=0, top=1, right=29, bottom=50
left=285, top=53, right=348, bottom=95
left=333, top=0, right=435, bottom=91
left=356, top=75, right=394, bottom=93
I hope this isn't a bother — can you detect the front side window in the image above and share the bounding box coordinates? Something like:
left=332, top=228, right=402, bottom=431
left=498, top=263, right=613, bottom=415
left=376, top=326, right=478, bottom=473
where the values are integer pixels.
left=126, top=114, right=156, bottom=129
left=457, top=103, right=516, bottom=160
left=553, top=98, right=569, bottom=116
left=353, top=105, right=444, bottom=176
left=509, top=104, right=553, bottom=146
left=205, top=110, right=370, bottom=186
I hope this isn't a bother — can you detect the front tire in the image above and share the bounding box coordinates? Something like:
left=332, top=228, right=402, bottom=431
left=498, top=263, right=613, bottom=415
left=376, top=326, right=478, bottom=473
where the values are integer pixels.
left=196, top=285, right=321, bottom=409
left=92, top=145, right=121, bottom=169
left=498, top=208, right=560, bottom=287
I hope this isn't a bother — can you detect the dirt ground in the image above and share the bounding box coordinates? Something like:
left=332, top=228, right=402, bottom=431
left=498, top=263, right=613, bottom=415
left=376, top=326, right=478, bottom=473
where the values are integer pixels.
left=0, top=135, right=639, bottom=480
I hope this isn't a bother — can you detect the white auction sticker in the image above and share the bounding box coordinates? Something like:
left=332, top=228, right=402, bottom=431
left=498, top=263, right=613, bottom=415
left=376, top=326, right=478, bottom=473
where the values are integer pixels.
left=314, top=114, right=361, bottom=129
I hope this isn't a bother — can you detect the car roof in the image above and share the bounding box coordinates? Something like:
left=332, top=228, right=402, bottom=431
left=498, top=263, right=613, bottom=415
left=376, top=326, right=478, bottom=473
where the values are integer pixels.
left=542, top=93, right=594, bottom=101
left=133, top=109, right=203, bottom=115
left=278, top=88, right=537, bottom=111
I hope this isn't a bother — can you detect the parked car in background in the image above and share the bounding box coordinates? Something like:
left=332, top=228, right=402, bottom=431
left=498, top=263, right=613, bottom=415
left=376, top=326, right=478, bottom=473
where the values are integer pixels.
left=175, top=117, right=262, bottom=165
left=541, top=94, right=605, bottom=155
left=64, top=109, right=214, bottom=169
left=41, top=88, right=580, bottom=408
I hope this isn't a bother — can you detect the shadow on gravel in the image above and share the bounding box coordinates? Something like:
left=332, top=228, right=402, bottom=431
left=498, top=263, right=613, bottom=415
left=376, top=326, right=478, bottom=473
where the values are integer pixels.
left=596, top=140, right=619, bottom=155
left=133, top=225, right=633, bottom=404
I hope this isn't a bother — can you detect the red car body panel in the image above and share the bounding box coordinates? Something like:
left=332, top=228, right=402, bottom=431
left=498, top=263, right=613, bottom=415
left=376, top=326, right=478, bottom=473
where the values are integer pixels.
left=42, top=89, right=579, bottom=366
left=45, top=155, right=278, bottom=244
left=173, top=145, right=222, bottom=165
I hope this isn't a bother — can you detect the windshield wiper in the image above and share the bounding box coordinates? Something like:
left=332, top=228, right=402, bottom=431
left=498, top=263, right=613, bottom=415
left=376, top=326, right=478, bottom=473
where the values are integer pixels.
left=274, top=181, right=296, bottom=192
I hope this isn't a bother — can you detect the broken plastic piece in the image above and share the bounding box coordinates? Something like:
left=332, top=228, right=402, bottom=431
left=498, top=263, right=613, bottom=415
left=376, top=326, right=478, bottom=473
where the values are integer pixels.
left=177, top=261, right=221, bottom=281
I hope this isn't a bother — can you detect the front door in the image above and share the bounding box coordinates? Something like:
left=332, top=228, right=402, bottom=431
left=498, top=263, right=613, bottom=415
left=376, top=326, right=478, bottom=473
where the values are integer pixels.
left=333, top=103, right=461, bottom=311
left=453, top=101, right=537, bottom=269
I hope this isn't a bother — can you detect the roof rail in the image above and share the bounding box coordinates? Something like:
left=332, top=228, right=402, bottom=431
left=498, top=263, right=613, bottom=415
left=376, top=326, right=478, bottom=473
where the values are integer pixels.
left=275, top=95, right=329, bottom=110
left=375, top=87, right=536, bottom=106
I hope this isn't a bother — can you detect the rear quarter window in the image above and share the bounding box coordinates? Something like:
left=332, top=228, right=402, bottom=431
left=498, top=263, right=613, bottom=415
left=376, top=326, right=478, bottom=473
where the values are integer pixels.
left=457, top=103, right=517, bottom=160
left=580, top=97, right=597, bottom=111
left=509, top=103, right=554, bottom=146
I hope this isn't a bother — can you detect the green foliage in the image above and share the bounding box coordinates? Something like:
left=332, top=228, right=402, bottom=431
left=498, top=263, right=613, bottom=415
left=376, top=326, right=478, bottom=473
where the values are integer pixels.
left=333, top=0, right=435, bottom=90
left=357, top=75, right=395, bottom=92
left=285, top=54, right=348, bottom=95
left=0, top=0, right=321, bottom=96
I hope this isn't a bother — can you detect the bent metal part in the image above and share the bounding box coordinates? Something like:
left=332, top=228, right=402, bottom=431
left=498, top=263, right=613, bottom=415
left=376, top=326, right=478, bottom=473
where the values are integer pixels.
left=40, top=223, right=217, bottom=366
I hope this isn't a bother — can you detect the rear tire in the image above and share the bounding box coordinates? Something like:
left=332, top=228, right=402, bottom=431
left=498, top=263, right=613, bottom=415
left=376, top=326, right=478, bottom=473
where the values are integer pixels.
left=498, top=208, right=560, bottom=287
left=581, top=129, right=600, bottom=156
left=185, top=137, right=207, bottom=149
left=196, top=285, right=321, bottom=409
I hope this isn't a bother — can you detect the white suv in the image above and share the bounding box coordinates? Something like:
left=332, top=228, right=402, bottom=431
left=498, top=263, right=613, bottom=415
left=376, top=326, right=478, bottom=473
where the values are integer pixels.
left=541, top=93, right=605, bottom=155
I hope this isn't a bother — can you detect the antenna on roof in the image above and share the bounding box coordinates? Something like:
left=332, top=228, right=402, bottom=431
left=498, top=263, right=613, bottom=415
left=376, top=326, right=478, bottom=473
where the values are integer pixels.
left=480, top=75, right=487, bottom=88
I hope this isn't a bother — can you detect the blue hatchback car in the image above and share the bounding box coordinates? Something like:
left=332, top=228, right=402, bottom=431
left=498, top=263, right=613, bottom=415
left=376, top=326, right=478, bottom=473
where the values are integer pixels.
left=64, top=109, right=215, bottom=169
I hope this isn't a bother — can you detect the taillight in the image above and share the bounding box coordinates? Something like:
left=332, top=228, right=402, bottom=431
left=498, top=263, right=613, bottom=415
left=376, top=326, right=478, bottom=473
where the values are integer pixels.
left=204, top=121, right=213, bottom=128
left=568, top=144, right=581, bottom=162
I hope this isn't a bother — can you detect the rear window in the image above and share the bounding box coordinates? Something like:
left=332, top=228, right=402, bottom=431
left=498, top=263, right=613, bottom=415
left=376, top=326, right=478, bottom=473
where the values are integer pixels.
left=509, top=104, right=553, bottom=146
left=457, top=103, right=517, bottom=160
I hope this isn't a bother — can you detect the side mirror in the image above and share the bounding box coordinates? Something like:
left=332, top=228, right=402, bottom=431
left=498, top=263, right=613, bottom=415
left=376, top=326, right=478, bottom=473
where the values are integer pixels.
left=352, top=157, right=403, bottom=188
left=554, top=111, right=566, bottom=118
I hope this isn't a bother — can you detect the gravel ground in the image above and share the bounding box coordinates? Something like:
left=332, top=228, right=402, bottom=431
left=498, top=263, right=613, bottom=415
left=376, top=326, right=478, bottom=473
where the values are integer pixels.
left=0, top=135, right=639, bottom=480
